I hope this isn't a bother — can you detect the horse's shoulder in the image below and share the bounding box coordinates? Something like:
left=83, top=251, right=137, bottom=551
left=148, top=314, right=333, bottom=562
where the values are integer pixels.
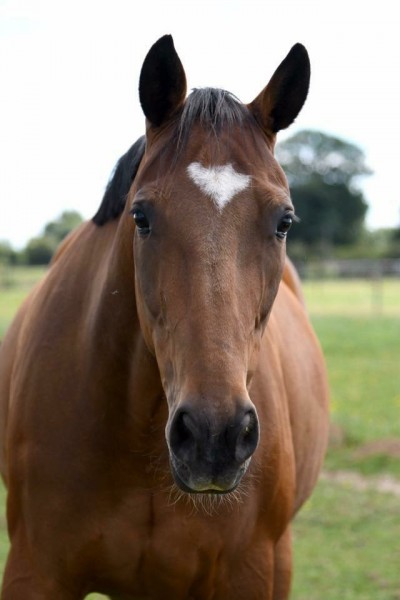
left=260, top=266, right=329, bottom=511
left=265, top=277, right=324, bottom=379
left=281, top=257, right=306, bottom=308
left=0, top=278, right=46, bottom=483
left=271, top=275, right=308, bottom=333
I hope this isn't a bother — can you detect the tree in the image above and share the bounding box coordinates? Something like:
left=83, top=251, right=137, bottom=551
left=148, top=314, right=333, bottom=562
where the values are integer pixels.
left=43, top=211, right=83, bottom=244
left=276, top=130, right=371, bottom=251
left=386, top=224, right=400, bottom=257
left=0, top=241, right=18, bottom=266
left=25, top=211, right=83, bottom=265
left=286, top=181, right=368, bottom=246
left=25, top=237, right=55, bottom=266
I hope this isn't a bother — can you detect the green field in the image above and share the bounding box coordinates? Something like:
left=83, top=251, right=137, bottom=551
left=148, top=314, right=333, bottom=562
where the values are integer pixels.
left=0, top=267, right=399, bottom=598
left=295, top=278, right=400, bottom=598
left=0, top=266, right=45, bottom=337
left=292, top=478, right=400, bottom=600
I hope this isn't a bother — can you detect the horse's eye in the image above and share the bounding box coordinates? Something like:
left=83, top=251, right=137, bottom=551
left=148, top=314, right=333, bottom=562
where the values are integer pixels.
left=276, top=214, right=293, bottom=240
left=132, top=208, right=150, bottom=235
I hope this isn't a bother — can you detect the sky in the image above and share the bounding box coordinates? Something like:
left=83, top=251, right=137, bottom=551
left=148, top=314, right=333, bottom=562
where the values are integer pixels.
left=1, top=0, right=400, bottom=248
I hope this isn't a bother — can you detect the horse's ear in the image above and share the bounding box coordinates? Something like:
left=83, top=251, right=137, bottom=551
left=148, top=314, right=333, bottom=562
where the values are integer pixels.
left=249, top=44, right=310, bottom=135
left=139, top=35, right=187, bottom=128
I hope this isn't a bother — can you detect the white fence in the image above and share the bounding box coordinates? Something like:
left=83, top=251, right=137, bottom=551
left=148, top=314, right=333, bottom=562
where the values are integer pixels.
left=293, top=258, right=400, bottom=280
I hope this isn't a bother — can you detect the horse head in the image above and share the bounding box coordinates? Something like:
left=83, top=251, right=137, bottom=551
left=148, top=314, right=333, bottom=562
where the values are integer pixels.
left=130, top=35, right=310, bottom=494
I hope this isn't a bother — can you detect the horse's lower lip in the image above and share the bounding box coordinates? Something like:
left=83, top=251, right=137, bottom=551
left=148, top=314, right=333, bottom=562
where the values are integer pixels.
left=173, top=470, right=237, bottom=494
left=170, top=459, right=244, bottom=494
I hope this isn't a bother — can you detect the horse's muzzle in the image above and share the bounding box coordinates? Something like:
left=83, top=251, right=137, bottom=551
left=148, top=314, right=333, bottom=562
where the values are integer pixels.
left=167, top=402, right=259, bottom=493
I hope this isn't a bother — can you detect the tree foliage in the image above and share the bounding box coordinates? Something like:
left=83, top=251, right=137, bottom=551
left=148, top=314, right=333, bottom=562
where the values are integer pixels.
left=287, top=182, right=368, bottom=246
left=24, top=211, right=83, bottom=265
left=25, top=236, right=56, bottom=266
left=387, top=226, right=400, bottom=257
left=0, top=241, right=18, bottom=266
left=276, top=130, right=371, bottom=251
left=43, top=211, right=83, bottom=244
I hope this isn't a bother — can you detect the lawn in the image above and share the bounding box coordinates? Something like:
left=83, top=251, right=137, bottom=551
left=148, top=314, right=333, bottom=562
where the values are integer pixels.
left=0, top=265, right=46, bottom=337
left=292, top=478, right=400, bottom=600
left=0, top=268, right=399, bottom=597
left=302, top=279, right=400, bottom=478
left=303, top=277, right=400, bottom=317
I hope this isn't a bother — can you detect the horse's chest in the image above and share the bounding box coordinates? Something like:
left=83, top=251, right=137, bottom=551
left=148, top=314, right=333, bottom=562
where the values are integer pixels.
left=98, top=494, right=258, bottom=598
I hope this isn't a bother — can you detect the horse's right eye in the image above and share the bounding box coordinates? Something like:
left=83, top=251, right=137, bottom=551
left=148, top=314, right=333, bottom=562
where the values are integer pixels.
left=276, top=214, right=294, bottom=240
left=132, top=209, right=150, bottom=235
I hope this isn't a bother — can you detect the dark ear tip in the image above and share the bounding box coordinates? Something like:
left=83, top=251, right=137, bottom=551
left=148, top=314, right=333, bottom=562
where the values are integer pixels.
left=291, top=42, right=307, bottom=52
left=290, top=43, right=310, bottom=64
left=140, top=35, right=177, bottom=71
left=141, top=35, right=175, bottom=68
left=151, top=34, right=174, bottom=52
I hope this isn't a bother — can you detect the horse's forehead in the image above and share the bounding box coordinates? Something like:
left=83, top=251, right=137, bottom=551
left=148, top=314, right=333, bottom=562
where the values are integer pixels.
left=186, top=162, right=251, bottom=211
left=140, top=127, right=287, bottom=212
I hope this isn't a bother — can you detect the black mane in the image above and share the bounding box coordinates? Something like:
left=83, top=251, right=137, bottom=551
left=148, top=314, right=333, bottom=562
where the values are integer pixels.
left=93, top=89, right=252, bottom=226
left=92, top=136, right=145, bottom=226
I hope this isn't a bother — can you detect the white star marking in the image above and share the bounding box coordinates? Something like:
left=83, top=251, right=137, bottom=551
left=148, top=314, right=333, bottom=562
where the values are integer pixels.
left=187, top=162, right=251, bottom=210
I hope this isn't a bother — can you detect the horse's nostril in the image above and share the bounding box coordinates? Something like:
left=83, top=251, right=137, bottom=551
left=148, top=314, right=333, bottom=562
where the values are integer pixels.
left=234, top=409, right=259, bottom=463
left=169, top=410, right=198, bottom=462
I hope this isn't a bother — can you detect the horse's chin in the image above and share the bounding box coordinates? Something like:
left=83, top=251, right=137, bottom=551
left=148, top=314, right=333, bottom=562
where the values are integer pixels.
left=169, top=456, right=250, bottom=495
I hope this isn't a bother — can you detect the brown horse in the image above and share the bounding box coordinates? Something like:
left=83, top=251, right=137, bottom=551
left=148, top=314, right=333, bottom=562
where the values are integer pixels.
left=0, top=36, right=329, bottom=599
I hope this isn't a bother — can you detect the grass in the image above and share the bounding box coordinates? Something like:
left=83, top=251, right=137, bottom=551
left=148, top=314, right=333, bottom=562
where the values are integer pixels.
left=292, top=478, right=400, bottom=600
left=312, top=314, right=400, bottom=476
left=301, top=279, right=400, bottom=478
left=302, top=277, right=400, bottom=317
left=0, top=265, right=46, bottom=337
left=1, top=268, right=400, bottom=596
left=293, top=276, right=400, bottom=600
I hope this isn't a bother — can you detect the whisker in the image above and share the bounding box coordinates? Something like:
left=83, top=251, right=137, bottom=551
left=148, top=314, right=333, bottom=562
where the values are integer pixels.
left=163, top=475, right=253, bottom=517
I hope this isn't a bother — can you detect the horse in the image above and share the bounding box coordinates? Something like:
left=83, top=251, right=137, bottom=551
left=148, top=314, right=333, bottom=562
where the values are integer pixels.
left=0, top=35, right=329, bottom=599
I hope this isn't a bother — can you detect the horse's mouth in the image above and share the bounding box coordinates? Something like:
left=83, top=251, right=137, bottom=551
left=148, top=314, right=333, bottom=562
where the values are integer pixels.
left=169, top=455, right=250, bottom=495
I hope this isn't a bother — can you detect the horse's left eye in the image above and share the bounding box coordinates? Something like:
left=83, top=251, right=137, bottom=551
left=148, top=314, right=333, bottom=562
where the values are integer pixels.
left=132, top=208, right=150, bottom=235
left=276, top=214, right=293, bottom=240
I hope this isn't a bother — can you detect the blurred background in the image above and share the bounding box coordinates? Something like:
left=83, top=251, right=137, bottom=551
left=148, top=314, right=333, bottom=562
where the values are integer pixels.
left=1, top=1, right=399, bottom=598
